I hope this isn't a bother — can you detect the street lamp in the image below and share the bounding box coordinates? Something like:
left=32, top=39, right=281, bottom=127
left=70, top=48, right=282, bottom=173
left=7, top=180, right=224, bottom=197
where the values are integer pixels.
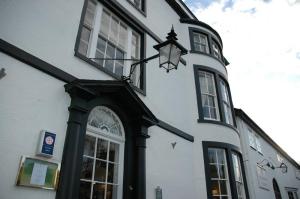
left=154, top=26, right=188, bottom=72
left=90, top=26, right=187, bottom=82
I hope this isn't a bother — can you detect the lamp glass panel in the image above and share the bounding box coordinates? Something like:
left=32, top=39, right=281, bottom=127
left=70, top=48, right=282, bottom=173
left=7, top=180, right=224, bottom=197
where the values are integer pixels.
left=169, top=44, right=181, bottom=67
left=159, top=44, right=171, bottom=65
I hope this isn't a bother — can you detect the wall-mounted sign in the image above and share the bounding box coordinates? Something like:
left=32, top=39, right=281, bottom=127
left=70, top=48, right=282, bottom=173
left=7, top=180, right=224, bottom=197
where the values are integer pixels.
left=37, top=131, right=56, bottom=157
left=16, top=156, right=60, bottom=190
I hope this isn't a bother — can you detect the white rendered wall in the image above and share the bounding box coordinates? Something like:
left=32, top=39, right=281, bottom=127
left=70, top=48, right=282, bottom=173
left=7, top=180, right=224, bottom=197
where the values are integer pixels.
left=237, top=117, right=300, bottom=199
left=0, top=0, right=242, bottom=199
left=0, top=53, right=70, bottom=199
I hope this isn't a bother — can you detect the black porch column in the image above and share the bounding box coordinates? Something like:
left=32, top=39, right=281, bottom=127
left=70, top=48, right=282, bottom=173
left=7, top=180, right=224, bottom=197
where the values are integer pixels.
left=135, top=125, right=150, bottom=199
left=56, top=97, right=88, bottom=199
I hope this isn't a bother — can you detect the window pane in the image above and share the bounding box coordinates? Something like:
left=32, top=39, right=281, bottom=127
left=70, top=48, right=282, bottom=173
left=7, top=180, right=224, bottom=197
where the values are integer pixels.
left=94, top=160, right=107, bottom=182
left=207, top=74, right=215, bottom=95
left=210, top=107, right=217, bottom=119
left=95, top=50, right=104, bottom=66
left=100, top=10, right=110, bottom=38
left=104, top=60, right=113, bottom=72
left=106, top=43, right=115, bottom=58
left=199, top=72, right=208, bottom=93
left=219, top=165, right=226, bottom=179
left=119, top=24, right=128, bottom=49
left=115, top=63, right=124, bottom=76
left=210, top=164, right=218, bottom=178
left=217, top=149, right=226, bottom=165
left=97, top=37, right=106, bottom=52
left=203, top=106, right=210, bottom=118
left=81, top=157, right=94, bottom=180
left=107, top=163, right=118, bottom=183
left=211, top=180, right=220, bottom=196
left=193, top=33, right=200, bottom=42
left=220, top=180, right=228, bottom=195
left=84, top=1, right=96, bottom=27
left=92, top=183, right=106, bottom=199
left=97, top=139, right=108, bottom=160
left=202, top=94, right=209, bottom=106
left=109, top=142, right=120, bottom=163
left=79, top=181, right=91, bottom=199
left=107, top=184, right=118, bottom=199
left=84, top=135, right=95, bottom=157
left=208, top=148, right=217, bottom=163
left=110, top=17, right=119, bottom=43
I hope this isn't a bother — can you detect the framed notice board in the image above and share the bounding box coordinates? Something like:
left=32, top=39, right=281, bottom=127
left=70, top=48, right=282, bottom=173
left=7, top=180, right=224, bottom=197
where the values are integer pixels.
left=16, top=156, right=60, bottom=190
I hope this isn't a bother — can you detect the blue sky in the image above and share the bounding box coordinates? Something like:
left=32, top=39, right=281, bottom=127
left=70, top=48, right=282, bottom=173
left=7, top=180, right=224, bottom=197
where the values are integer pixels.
left=183, top=0, right=300, bottom=162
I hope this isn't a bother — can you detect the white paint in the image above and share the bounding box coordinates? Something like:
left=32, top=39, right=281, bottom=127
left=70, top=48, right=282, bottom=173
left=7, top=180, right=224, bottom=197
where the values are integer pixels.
left=0, top=0, right=248, bottom=199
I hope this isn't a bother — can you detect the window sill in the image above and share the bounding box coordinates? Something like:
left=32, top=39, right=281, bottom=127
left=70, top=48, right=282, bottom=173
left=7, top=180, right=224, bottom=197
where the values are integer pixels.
left=197, top=119, right=239, bottom=134
left=190, top=50, right=226, bottom=68
left=126, top=0, right=147, bottom=17
left=74, top=52, right=146, bottom=96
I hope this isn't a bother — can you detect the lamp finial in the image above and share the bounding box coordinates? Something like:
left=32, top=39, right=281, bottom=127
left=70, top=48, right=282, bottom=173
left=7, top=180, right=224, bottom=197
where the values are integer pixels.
left=166, top=25, right=178, bottom=41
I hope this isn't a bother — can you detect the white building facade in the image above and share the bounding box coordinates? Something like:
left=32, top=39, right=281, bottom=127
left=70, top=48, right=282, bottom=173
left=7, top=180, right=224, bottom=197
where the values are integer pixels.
left=235, top=109, right=300, bottom=199
left=0, top=0, right=299, bottom=199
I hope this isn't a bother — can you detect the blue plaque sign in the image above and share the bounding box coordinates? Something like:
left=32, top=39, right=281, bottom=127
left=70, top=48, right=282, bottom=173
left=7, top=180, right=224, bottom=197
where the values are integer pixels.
left=37, top=131, right=56, bottom=157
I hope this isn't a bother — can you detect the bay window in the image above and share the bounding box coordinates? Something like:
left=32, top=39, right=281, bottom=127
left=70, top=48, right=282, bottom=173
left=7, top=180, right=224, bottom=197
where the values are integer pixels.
left=189, top=27, right=225, bottom=64
left=194, top=65, right=236, bottom=127
left=203, top=142, right=249, bottom=199
left=76, top=0, right=145, bottom=90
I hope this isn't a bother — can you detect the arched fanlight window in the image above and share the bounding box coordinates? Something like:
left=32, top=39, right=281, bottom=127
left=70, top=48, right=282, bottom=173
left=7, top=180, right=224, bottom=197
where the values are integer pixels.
left=87, top=106, right=124, bottom=139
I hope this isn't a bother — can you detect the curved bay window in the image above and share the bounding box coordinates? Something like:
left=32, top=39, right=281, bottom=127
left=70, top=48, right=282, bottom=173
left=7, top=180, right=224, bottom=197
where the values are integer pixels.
left=80, top=106, right=125, bottom=199
left=203, top=142, right=249, bottom=199
left=194, top=65, right=236, bottom=128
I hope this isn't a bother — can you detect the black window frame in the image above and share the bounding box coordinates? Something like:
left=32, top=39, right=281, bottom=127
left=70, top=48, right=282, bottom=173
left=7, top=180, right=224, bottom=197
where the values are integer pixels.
left=194, top=65, right=237, bottom=130
left=75, top=0, right=147, bottom=95
left=203, top=141, right=250, bottom=199
left=189, top=27, right=225, bottom=65
left=127, top=0, right=147, bottom=16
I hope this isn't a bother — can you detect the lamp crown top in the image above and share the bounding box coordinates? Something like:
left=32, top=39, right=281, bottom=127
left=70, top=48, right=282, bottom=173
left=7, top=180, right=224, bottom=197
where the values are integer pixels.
left=166, top=25, right=178, bottom=41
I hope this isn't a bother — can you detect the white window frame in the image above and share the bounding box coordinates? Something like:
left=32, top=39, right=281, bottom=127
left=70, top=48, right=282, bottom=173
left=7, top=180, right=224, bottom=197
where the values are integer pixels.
left=286, top=188, right=299, bottom=199
left=247, top=127, right=256, bottom=150
left=219, top=79, right=233, bottom=125
left=255, top=135, right=263, bottom=154
left=232, top=153, right=246, bottom=199
left=78, top=1, right=143, bottom=88
left=208, top=148, right=232, bottom=198
left=198, top=71, right=220, bottom=121
left=80, top=106, right=125, bottom=199
left=193, top=32, right=210, bottom=54
left=212, top=39, right=222, bottom=60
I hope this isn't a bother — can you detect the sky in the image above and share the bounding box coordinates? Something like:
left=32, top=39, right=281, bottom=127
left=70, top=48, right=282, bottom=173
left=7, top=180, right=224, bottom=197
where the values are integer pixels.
left=183, top=0, right=300, bottom=162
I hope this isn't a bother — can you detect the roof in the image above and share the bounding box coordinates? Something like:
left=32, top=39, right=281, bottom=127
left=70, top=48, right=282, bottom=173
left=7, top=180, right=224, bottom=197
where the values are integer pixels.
left=234, top=108, right=300, bottom=169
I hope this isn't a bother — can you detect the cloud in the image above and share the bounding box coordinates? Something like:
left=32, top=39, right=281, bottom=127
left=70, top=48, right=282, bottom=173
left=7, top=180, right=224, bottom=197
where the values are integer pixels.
left=187, top=0, right=300, bottom=161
